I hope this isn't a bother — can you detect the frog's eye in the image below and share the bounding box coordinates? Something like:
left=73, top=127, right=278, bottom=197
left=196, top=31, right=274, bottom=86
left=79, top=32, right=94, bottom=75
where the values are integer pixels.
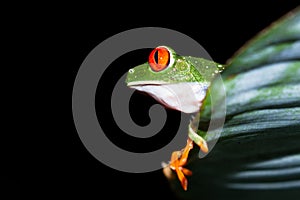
left=148, top=46, right=172, bottom=72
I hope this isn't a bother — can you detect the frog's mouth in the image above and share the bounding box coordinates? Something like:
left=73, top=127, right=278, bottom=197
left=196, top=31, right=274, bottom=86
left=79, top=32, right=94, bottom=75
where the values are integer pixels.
left=128, top=82, right=209, bottom=114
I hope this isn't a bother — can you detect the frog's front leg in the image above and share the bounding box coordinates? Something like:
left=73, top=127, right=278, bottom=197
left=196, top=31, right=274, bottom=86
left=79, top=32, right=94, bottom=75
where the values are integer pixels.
left=188, top=112, right=209, bottom=153
left=166, top=116, right=208, bottom=190
left=188, top=123, right=208, bottom=153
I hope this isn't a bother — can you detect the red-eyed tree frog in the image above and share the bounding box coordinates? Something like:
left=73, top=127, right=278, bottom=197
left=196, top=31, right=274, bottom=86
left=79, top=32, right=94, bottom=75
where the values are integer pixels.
left=125, top=46, right=225, bottom=190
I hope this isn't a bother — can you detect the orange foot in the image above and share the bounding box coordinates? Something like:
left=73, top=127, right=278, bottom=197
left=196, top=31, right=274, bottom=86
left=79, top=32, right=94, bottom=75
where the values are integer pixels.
left=169, top=138, right=193, bottom=190
left=167, top=138, right=208, bottom=191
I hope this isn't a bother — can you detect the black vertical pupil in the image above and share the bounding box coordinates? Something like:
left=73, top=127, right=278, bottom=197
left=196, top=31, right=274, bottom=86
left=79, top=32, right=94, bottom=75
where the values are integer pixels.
left=154, top=50, right=158, bottom=64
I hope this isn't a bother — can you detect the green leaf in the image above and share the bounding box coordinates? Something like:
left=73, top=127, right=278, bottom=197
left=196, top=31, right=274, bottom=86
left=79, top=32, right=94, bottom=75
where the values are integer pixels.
left=168, top=7, right=300, bottom=200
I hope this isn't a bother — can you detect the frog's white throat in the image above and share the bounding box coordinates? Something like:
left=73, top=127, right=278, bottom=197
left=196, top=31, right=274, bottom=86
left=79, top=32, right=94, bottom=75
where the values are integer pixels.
left=130, top=82, right=209, bottom=114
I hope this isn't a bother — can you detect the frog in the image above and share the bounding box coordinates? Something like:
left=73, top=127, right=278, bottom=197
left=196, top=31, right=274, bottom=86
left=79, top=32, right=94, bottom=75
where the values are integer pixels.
left=125, top=46, right=225, bottom=190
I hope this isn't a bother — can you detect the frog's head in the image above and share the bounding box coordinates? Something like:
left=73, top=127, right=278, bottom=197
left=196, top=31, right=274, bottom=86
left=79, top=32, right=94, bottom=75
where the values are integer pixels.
left=125, top=46, right=221, bottom=113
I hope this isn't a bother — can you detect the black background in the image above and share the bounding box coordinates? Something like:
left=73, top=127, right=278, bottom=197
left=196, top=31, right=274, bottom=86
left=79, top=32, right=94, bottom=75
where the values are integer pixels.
left=27, top=2, right=300, bottom=200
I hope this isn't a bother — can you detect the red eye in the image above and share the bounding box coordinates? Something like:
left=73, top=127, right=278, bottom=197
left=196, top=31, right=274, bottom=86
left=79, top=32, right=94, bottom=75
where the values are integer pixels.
left=148, top=47, right=170, bottom=72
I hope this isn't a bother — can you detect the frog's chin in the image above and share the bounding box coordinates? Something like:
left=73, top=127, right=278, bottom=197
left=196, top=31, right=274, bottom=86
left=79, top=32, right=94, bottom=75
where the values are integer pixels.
left=130, top=82, right=209, bottom=114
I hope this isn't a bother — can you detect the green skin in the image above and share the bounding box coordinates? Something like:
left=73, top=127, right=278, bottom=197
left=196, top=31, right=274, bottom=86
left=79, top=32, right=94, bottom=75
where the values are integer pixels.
left=126, top=47, right=222, bottom=86
left=125, top=45, right=225, bottom=161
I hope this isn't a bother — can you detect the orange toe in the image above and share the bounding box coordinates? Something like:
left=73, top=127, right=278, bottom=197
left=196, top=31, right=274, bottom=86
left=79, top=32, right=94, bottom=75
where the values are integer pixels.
left=197, top=139, right=208, bottom=153
left=175, top=166, right=188, bottom=191
left=181, top=167, right=192, bottom=176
